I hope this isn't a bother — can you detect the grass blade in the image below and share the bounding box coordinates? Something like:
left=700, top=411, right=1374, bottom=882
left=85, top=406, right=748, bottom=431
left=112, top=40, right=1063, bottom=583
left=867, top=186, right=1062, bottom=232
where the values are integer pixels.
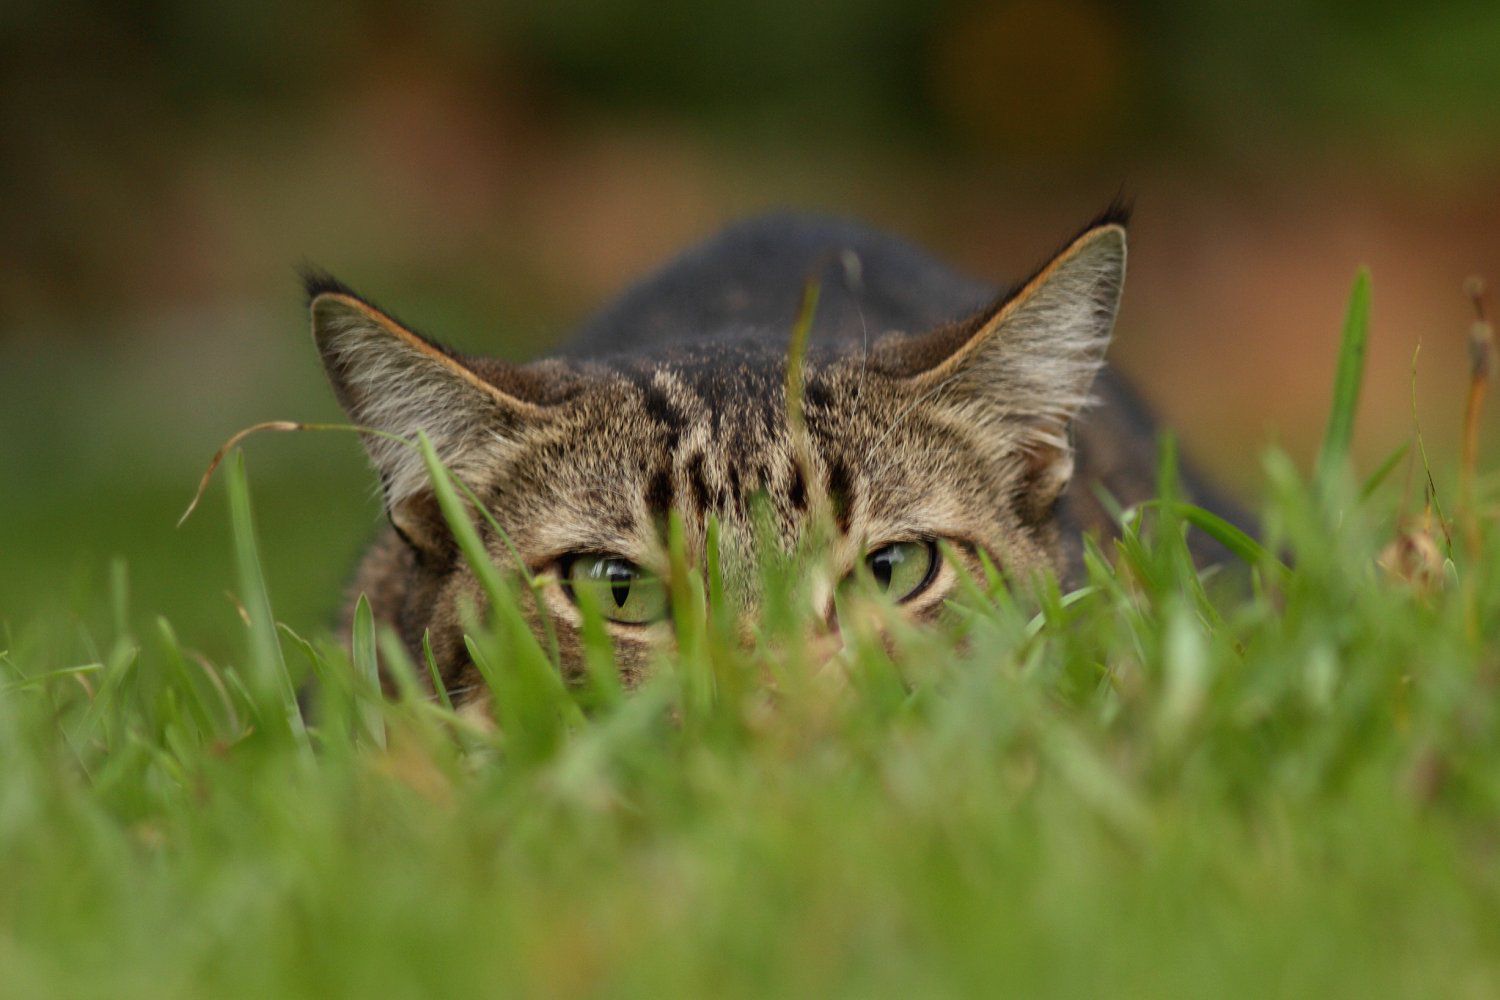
left=350, top=594, right=386, bottom=749
left=1135, top=500, right=1282, bottom=571
left=417, top=432, right=583, bottom=749
left=1360, top=443, right=1410, bottom=502
left=1315, top=268, right=1372, bottom=492
left=225, top=450, right=309, bottom=755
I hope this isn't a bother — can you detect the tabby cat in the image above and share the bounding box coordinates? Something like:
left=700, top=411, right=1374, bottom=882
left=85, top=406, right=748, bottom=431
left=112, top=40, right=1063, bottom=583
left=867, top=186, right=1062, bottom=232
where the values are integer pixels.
left=307, top=207, right=1236, bottom=699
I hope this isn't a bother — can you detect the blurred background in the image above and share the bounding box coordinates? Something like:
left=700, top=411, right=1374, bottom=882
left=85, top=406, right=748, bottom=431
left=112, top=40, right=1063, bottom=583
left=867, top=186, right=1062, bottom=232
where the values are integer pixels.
left=3, top=0, right=1499, bottom=652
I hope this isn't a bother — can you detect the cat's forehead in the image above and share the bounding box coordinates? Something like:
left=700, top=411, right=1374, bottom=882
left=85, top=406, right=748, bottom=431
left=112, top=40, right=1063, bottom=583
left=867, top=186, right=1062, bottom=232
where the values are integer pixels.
left=505, top=340, right=891, bottom=547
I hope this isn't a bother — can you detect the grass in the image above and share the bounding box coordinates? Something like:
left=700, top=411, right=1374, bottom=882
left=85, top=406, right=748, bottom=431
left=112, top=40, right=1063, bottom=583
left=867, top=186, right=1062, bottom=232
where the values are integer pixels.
left=4, top=275, right=1500, bottom=998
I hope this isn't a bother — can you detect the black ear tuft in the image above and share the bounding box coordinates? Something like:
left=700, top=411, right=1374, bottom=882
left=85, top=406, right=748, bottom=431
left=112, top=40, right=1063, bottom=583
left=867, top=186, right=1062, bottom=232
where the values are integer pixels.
left=297, top=265, right=362, bottom=307
left=1086, top=192, right=1133, bottom=233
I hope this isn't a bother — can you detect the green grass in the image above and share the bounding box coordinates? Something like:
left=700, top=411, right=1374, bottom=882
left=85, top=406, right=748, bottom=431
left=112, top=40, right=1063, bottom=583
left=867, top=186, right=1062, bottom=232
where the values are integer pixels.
left=4, top=278, right=1500, bottom=998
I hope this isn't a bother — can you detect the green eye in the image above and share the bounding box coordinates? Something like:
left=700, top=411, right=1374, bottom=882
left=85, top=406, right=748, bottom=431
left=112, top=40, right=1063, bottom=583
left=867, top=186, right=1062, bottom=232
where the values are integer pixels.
left=565, top=555, right=669, bottom=624
left=861, top=541, right=938, bottom=602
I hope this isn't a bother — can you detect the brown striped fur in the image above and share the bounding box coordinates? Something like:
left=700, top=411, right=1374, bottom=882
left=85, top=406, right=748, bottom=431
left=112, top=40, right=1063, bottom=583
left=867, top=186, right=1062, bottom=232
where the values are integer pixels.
left=308, top=210, right=1241, bottom=702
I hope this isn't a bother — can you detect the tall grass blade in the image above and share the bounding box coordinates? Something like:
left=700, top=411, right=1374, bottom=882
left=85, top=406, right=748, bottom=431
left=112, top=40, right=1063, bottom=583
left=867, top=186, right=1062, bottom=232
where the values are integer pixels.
left=418, top=432, right=583, bottom=753
left=422, top=631, right=456, bottom=713
left=224, top=450, right=309, bottom=754
left=350, top=594, right=386, bottom=749
left=1360, top=443, right=1410, bottom=502
left=1315, top=268, right=1372, bottom=493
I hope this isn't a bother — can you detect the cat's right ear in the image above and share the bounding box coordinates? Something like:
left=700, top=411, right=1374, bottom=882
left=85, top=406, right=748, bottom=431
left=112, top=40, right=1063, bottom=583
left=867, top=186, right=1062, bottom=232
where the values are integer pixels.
left=870, top=217, right=1126, bottom=521
left=306, top=275, right=542, bottom=555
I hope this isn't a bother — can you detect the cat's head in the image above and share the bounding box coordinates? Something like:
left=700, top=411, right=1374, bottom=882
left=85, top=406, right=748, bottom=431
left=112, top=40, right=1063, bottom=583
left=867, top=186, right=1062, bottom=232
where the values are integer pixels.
left=309, top=219, right=1125, bottom=689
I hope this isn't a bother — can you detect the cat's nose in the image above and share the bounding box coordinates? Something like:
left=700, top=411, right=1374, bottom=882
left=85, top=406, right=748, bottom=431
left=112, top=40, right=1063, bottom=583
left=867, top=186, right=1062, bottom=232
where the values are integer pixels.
left=724, top=598, right=843, bottom=669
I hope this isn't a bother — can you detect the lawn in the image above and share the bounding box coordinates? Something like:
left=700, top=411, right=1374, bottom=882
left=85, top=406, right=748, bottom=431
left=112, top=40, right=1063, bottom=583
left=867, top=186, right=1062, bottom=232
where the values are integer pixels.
left=2, top=275, right=1499, bottom=998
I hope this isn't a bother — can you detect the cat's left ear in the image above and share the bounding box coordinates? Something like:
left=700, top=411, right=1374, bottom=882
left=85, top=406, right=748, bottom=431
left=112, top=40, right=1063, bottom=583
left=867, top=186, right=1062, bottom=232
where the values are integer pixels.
left=305, top=276, right=551, bottom=555
left=880, top=219, right=1126, bottom=514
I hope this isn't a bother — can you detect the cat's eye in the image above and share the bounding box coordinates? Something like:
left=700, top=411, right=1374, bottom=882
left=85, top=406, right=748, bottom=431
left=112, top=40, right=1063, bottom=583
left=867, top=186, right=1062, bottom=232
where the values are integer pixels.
left=564, top=555, right=669, bottom=625
left=857, top=540, right=938, bottom=602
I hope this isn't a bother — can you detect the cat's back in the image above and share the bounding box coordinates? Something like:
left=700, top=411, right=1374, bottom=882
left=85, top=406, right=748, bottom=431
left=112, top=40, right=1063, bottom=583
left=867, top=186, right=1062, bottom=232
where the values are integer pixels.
left=564, top=213, right=996, bottom=357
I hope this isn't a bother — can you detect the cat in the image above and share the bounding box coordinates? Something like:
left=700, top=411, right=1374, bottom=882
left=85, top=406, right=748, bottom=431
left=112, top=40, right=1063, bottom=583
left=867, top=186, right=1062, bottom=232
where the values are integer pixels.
left=306, top=206, right=1241, bottom=699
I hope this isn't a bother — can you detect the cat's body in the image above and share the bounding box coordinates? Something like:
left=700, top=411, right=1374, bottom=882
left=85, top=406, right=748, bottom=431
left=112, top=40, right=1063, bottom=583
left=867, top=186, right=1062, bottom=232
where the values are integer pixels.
left=310, top=210, right=1241, bottom=700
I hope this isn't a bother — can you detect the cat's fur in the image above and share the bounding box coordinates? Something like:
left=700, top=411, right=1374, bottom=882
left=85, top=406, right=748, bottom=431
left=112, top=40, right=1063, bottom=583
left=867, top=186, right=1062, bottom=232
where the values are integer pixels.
left=308, top=209, right=1238, bottom=700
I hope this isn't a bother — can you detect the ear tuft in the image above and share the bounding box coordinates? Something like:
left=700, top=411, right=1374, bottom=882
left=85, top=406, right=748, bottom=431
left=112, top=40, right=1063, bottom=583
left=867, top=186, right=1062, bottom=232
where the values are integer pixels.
left=298, top=265, right=363, bottom=307
left=1082, top=194, right=1132, bottom=233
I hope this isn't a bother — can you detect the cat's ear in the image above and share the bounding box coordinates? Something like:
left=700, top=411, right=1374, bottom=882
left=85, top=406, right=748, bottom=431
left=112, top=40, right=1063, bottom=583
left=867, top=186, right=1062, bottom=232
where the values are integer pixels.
left=306, top=276, right=543, bottom=554
left=880, top=220, right=1126, bottom=515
